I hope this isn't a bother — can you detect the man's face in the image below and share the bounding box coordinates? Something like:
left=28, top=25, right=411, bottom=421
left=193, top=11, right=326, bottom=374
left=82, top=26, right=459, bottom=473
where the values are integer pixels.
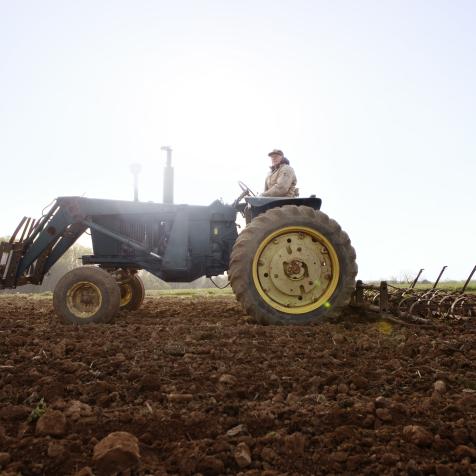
left=270, top=154, right=282, bottom=166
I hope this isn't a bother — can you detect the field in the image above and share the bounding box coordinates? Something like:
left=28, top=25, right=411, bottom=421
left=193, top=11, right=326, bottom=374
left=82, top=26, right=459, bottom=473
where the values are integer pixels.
left=0, top=293, right=475, bottom=476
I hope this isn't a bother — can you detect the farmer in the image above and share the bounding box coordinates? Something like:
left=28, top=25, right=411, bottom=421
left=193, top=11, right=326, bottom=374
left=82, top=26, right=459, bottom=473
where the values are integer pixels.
left=261, top=149, right=299, bottom=197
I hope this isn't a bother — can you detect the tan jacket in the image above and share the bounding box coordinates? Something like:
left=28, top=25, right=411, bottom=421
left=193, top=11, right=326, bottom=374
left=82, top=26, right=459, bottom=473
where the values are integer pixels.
left=262, top=164, right=298, bottom=197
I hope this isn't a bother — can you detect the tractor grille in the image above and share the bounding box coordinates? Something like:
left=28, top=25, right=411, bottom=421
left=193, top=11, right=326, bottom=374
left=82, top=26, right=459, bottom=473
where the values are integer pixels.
left=119, top=221, right=147, bottom=244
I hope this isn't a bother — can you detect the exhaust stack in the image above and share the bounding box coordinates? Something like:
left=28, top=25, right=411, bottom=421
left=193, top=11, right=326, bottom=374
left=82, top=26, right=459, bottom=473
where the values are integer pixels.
left=130, top=163, right=142, bottom=202
left=161, top=146, right=174, bottom=204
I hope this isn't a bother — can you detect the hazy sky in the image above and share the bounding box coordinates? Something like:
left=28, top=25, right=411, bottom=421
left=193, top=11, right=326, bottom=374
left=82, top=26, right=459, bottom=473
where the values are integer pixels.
left=1, top=0, right=475, bottom=281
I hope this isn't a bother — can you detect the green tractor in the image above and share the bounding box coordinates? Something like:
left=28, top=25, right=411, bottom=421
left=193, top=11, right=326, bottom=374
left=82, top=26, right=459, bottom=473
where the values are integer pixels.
left=0, top=182, right=357, bottom=325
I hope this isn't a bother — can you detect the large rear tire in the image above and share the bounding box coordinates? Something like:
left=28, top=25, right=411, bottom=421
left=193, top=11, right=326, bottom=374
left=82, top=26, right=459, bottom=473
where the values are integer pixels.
left=119, top=274, right=145, bottom=311
left=229, top=205, right=357, bottom=325
left=53, top=267, right=121, bottom=325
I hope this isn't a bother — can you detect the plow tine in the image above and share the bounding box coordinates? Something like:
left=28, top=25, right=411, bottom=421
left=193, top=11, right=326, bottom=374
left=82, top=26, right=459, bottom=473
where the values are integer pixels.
left=462, top=265, right=476, bottom=293
left=410, top=268, right=424, bottom=289
left=432, top=265, right=447, bottom=289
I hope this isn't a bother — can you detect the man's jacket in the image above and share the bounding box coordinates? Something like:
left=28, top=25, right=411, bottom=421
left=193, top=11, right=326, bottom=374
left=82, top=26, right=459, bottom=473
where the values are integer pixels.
left=262, top=161, right=298, bottom=197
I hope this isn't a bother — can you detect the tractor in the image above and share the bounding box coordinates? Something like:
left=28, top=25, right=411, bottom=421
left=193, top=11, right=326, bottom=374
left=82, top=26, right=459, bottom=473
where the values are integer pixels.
left=0, top=178, right=357, bottom=325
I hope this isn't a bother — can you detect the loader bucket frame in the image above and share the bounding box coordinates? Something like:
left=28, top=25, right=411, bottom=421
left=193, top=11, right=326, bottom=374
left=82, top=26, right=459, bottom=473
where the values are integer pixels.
left=0, top=200, right=87, bottom=288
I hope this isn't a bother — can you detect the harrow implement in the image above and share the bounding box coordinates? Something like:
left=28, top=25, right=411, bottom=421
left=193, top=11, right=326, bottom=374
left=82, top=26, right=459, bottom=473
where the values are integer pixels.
left=353, top=265, right=476, bottom=323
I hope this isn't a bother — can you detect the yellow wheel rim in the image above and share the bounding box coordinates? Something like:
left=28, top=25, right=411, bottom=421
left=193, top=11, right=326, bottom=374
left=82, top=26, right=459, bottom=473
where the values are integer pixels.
left=66, top=281, right=103, bottom=319
left=120, top=282, right=133, bottom=307
left=252, top=226, right=340, bottom=315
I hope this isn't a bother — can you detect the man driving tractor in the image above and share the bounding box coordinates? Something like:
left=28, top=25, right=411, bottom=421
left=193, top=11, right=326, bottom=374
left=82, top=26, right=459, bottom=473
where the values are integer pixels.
left=261, top=149, right=299, bottom=197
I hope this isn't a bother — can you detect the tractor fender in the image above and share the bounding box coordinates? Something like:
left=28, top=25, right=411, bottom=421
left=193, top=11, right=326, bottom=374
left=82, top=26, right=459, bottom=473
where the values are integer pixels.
left=245, top=196, right=322, bottom=220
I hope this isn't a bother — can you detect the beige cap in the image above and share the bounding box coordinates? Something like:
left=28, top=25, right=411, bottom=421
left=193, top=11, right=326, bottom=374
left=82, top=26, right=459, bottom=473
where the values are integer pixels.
left=268, top=149, right=284, bottom=157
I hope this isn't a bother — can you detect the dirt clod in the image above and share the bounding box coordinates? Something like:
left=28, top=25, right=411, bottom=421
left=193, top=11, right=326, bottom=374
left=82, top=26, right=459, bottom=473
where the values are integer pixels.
left=454, top=445, right=476, bottom=461
left=47, top=440, right=65, bottom=459
left=36, top=410, right=66, bottom=437
left=434, top=380, right=447, bottom=394
left=261, top=446, right=278, bottom=463
left=375, top=396, right=391, bottom=408
left=403, top=425, right=434, bottom=447
left=197, top=455, right=225, bottom=475
left=381, top=453, right=399, bottom=465
left=167, top=393, right=193, bottom=402
left=435, top=464, right=455, bottom=476
left=227, top=424, right=248, bottom=437
left=0, top=452, right=11, bottom=467
left=0, top=424, right=6, bottom=445
left=219, top=373, right=238, bottom=385
left=283, top=432, right=306, bottom=455
left=73, top=467, right=94, bottom=476
left=64, top=400, right=93, bottom=421
left=234, top=442, right=252, bottom=468
left=376, top=408, right=393, bottom=422
left=92, top=431, right=140, bottom=475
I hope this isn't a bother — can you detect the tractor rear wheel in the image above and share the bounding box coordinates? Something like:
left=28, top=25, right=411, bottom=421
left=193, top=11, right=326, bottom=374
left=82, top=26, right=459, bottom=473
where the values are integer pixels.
left=229, top=205, right=357, bottom=325
left=53, top=266, right=121, bottom=325
left=119, top=274, right=145, bottom=311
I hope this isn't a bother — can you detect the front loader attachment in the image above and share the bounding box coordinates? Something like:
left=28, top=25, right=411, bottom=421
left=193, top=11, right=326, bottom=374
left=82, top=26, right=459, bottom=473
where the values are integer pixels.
left=1, top=217, right=38, bottom=288
left=0, top=200, right=86, bottom=289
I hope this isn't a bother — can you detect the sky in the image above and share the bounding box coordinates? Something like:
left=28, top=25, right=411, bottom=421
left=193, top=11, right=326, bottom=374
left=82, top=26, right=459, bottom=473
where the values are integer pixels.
left=0, top=0, right=475, bottom=282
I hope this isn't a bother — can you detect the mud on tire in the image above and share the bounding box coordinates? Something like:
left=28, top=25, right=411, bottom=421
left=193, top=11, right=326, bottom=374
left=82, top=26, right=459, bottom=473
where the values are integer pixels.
left=53, top=266, right=121, bottom=325
left=229, top=205, right=357, bottom=325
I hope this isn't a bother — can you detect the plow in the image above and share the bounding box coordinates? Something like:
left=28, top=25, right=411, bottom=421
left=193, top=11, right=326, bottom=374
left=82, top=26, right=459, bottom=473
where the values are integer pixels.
left=353, top=265, right=476, bottom=324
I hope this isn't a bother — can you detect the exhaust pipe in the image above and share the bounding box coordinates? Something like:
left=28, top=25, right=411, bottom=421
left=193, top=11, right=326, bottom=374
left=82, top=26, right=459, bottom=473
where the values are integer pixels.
left=130, top=163, right=142, bottom=202
left=161, top=146, right=174, bottom=204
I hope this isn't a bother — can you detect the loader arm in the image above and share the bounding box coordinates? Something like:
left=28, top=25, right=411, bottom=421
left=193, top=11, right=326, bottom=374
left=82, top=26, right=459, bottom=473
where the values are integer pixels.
left=0, top=199, right=86, bottom=288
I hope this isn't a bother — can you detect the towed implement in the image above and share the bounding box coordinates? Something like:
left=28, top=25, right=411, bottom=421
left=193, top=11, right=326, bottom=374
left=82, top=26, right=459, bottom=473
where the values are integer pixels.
left=353, top=265, right=476, bottom=323
left=0, top=190, right=358, bottom=325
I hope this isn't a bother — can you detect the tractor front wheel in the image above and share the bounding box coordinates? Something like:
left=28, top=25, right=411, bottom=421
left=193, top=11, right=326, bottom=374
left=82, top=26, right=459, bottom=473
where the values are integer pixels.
left=53, top=266, right=121, bottom=325
left=229, top=205, right=357, bottom=325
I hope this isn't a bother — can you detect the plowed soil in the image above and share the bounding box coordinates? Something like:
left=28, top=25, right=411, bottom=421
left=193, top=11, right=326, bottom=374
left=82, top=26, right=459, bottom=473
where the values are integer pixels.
left=0, top=294, right=475, bottom=476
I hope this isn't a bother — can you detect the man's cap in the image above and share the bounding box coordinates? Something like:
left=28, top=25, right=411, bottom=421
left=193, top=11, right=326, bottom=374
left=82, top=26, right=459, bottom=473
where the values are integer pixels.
left=268, top=149, right=284, bottom=157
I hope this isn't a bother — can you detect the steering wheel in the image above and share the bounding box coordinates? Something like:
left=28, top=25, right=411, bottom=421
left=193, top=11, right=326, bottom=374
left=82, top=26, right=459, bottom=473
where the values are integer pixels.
left=233, top=181, right=256, bottom=209
left=238, top=181, right=256, bottom=197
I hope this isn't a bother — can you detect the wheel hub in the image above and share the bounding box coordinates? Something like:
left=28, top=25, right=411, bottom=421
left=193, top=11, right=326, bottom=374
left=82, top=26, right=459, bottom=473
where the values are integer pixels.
left=66, top=281, right=102, bottom=319
left=253, top=227, right=339, bottom=313
left=284, top=259, right=306, bottom=279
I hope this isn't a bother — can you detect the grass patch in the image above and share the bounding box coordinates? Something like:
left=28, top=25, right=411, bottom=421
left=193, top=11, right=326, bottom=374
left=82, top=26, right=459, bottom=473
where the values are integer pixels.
left=27, top=398, right=47, bottom=423
left=386, top=281, right=476, bottom=294
left=146, top=288, right=234, bottom=297
left=0, top=291, right=52, bottom=299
